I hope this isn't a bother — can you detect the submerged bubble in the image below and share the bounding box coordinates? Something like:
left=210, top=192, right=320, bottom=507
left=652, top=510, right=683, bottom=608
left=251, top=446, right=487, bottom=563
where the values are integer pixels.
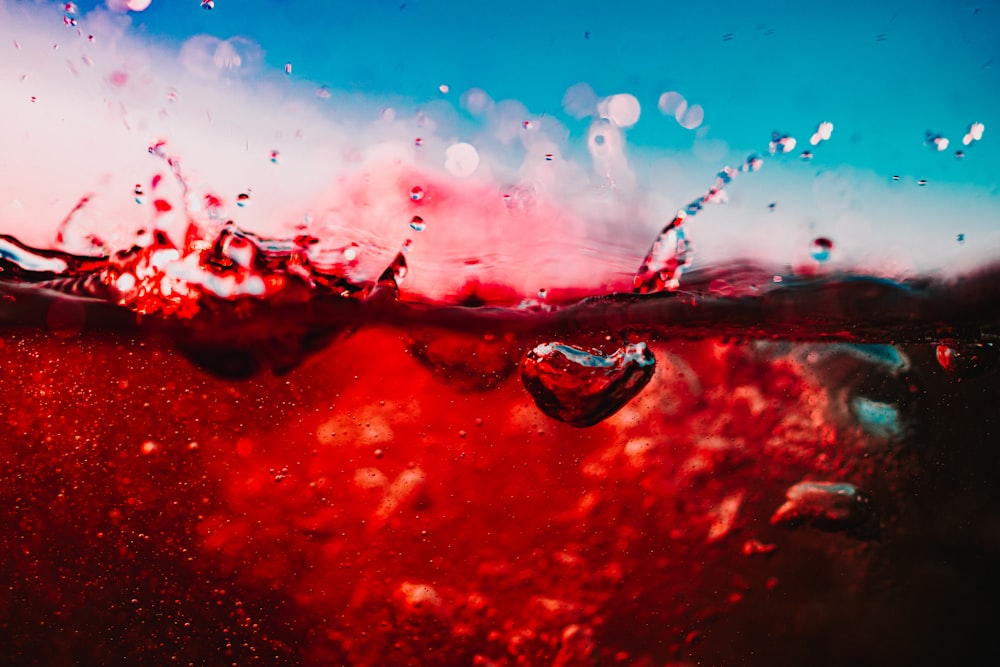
left=771, top=481, right=878, bottom=539
left=936, top=343, right=998, bottom=378
left=133, top=184, right=145, bottom=205
left=269, top=150, right=280, bottom=164
left=409, top=186, right=424, bottom=202
left=201, top=1, right=215, bottom=10
left=284, top=62, right=292, bottom=75
left=520, top=342, right=656, bottom=427
left=236, top=192, right=251, bottom=207
left=409, top=216, right=426, bottom=232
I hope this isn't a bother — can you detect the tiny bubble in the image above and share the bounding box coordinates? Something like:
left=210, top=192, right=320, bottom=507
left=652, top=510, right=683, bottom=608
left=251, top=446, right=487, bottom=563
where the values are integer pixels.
left=269, top=150, right=280, bottom=164
left=374, top=448, right=384, bottom=459
left=409, top=186, right=424, bottom=201
left=957, top=233, right=965, bottom=244
left=236, top=192, right=251, bottom=207
left=284, top=62, right=292, bottom=75
left=201, top=0, right=215, bottom=9
left=414, top=137, right=423, bottom=146
left=409, top=215, right=426, bottom=232
left=917, top=178, right=928, bottom=186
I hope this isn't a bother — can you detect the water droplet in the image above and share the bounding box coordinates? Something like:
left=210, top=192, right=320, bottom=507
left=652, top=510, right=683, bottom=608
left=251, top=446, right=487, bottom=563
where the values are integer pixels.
left=409, top=186, right=424, bottom=202
left=201, top=0, right=215, bottom=9
left=236, top=192, right=251, bottom=207
left=343, top=246, right=358, bottom=262
left=409, top=216, right=426, bottom=232
left=444, top=142, right=480, bottom=177
left=768, top=132, right=797, bottom=155
left=771, top=481, right=878, bottom=539
left=537, top=287, right=547, bottom=300
left=810, top=237, right=833, bottom=262
left=926, top=131, right=949, bottom=152
left=520, top=342, right=656, bottom=427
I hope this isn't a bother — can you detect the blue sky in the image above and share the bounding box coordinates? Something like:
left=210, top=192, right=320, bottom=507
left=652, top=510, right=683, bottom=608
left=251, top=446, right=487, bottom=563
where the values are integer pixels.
left=62, top=0, right=999, bottom=188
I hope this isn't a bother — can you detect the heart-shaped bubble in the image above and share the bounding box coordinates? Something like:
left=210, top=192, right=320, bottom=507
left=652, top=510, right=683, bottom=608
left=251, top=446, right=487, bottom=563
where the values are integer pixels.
left=520, top=342, right=655, bottom=427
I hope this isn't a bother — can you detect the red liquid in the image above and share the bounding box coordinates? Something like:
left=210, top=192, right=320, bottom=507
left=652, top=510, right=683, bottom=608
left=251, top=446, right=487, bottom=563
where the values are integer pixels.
left=2, top=300, right=999, bottom=666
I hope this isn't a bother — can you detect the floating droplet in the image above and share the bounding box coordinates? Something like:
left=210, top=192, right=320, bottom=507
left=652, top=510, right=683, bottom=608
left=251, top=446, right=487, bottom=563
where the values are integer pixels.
left=409, top=186, right=424, bottom=202
left=810, top=237, right=833, bottom=262
left=409, top=216, right=426, bottom=232
left=520, top=342, right=656, bottom=427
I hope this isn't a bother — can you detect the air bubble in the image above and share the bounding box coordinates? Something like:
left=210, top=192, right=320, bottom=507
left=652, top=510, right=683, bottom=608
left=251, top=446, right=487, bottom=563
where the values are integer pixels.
left=201, top=0, right=215, bottom=9
left=409, top=186, right=424, bottom=202
left=284, top=62, right=292, bottom=75
left=236, top=192, right=251, bottom=207
left=438, top=84, right=449, bottom=94
left=409, top=216, right=426, bottom=232
left=316, top=86, right=331, bottom=99
left=269, top=150, right=280, bottom=164
left=133, top=184, right=144, bottom=205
